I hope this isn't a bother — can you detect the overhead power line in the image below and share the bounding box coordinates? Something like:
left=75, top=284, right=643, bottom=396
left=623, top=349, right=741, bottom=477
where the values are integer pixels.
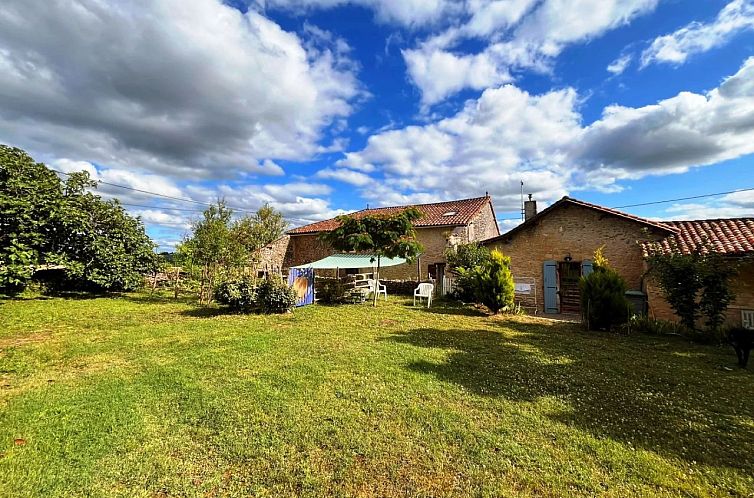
left=611, top=187, right=754, bottom=209
left=50, top=168, right=258, bottom=214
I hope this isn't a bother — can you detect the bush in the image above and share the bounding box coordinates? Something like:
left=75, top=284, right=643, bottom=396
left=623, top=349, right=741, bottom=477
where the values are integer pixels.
left=446, top=243, right=491, bottom=302
left=316, top=278, right=349, bottom=304
left=214, top=278, right=258, bottom=311
left=256, top=276, right=297, bottom=314
left=457, top=249, right=514, bottom=314
left=580, top=267, right=630, bottom=331
left=624, top=315, right=691, bottom=337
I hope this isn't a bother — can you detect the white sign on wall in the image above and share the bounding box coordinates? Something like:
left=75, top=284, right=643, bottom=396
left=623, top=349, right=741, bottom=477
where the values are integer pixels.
left=515, top=283, right=532, bottom=294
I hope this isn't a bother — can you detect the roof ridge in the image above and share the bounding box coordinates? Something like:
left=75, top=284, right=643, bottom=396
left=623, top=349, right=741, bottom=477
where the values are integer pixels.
left=667, top=217, right=754, bottom=223
left=359, top=195, right=490, bottom=212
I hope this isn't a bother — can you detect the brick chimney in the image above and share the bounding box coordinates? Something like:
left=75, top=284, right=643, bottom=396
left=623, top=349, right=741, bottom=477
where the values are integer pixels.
left=524, top=194, right=537, bottom=221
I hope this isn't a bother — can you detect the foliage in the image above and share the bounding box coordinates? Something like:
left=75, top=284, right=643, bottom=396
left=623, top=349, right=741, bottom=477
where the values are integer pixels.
left=2, top=295, right=753, bottom=497
left=445, top=242, right=491, bottom=302
left=593, top=244, right=609, bottom=270
left=445, top=242, right=491, bottom=272
left=234, top=203, right=287, bottom=256
left=214, top=278, right=258, bottom=312
left=580, top=267, right=630, bottom=331
left=316, top=278, right=350, bottom=304
left=623, top=315, right=691, bottom=337
left=320, top=207, right=424, bottom=306
left=646, top=249, right=703, bottom=330
left=179, top=201, right=288, bottom=304
left=699, top=251, right=737, bottom=332
left=256, top=276, right=297, bottom=313
left=0, top=145, right=157, bottom=295
left=456, top=249, right=515, bottom=314
left=580, top=246, right=630, bottom=331
left=647, top=243, right=738, bottom=334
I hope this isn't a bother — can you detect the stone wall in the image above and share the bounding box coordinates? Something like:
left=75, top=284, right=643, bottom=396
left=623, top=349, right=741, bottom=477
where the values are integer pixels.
left=485, top=203, right=669, bottom=313
left=647, top=257, right=754, bottom=328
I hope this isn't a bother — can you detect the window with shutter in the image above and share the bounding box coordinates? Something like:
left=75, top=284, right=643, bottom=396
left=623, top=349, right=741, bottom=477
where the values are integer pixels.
left=743, top=310, right=754, bottom=330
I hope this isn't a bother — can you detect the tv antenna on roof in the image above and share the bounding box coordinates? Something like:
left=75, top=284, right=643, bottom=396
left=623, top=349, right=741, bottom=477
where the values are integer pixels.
left=520, top=180, right=525, bottom=221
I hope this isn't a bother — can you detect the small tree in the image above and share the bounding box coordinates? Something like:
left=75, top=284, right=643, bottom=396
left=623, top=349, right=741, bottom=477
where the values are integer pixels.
left=234, top=203, right=287, bottom=262
left=699, top=251, right=737, bottom=333
left=319, top=208, right=424, bottom=307
left=179, top=200, right=245, bottom=303
left=647, top=248, right=703, bottom=331
left=580, top=270, right=630, bottom=331
left=456, top=249, right=515, bottom=314
left=445, top=242, right=491, bottom=301
left=647, top=241, right=738, bottom=337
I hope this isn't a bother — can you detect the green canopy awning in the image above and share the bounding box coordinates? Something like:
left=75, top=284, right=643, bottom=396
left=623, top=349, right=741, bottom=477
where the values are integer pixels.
left=291, top=253, right=407, bottom=270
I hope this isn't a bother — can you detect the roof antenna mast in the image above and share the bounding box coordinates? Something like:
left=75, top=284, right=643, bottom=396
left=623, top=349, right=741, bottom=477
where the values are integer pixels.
left=520, top=180, right=525, bottom=221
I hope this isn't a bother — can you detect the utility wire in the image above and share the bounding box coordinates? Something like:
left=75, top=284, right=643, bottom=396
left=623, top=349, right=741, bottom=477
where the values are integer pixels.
left=50, top=168, right=258, bottom=214
left=50, top=167, right=754, bottom=216
left=611, top=187, right=754, bottom=209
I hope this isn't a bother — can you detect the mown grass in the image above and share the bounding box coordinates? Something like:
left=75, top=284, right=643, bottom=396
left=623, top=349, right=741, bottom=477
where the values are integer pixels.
left=0, top=293, right=752, bottom=497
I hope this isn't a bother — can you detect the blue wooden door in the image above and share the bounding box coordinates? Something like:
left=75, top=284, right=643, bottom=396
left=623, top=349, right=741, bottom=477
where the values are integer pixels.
left=543, top=260, right=558, bottom=313
left=288, top=268, right=315, bottom=307
left=581, top=259, right=594, bottom=277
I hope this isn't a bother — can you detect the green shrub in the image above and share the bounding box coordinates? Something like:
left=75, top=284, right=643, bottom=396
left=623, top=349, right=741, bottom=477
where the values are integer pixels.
left=580, top=267, right=630, bottom=331
left=457, top=249, right=514, bottom=314
left=446, top=242, right=491, bottom=302
left=316, top=278, right=349, bottom=305
left=214, top=278, right=257, bottom=311
left=256, top=276, right=297, bottom=314
left=624, top=315, right=690, bottom=337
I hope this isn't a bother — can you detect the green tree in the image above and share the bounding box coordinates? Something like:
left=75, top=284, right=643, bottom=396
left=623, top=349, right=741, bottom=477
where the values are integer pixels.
left=179, top=200, right=243, bottom=303
left=445, top=242, right=491, bottom=301
left=319, top=208, right=424, bottom=306
left=699, top=251, right=737, bottom=332
left=457, top=249, right=515, bottom=314
left=0, top=145, right=157, bottom=295
left=647, top=241, right=737, bottom=336
left=580, top=246, right=630, bottom=331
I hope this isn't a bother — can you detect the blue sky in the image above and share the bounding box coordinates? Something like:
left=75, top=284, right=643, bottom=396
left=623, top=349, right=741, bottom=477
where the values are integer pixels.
left=1, top=0, right=753, bottom=250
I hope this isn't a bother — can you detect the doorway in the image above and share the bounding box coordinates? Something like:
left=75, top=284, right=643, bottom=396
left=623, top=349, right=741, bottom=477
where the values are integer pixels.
left=558, top=261, right=581, bottom=314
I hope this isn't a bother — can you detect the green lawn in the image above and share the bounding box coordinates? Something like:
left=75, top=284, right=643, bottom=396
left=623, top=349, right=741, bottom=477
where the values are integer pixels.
left=0, top=294, right=752, bottom=497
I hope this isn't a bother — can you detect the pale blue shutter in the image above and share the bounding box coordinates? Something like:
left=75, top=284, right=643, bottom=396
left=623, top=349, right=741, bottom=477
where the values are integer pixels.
left=543, top=260, right=558, bottom=314
left=581, top=259, right=594, bottom=277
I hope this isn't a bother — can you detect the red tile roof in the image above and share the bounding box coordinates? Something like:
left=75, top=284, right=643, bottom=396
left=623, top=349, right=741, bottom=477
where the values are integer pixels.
left=287, top=196, right=493, bottom=235
left=483, top=196, right=677, bottom=244
left=643, top=218, right=754, bottom=256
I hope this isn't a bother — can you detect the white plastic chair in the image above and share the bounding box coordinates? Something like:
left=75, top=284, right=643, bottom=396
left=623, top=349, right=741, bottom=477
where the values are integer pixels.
left=366, top=279, right=387, bottom=301
left=414, top=283, right=434, bottom=307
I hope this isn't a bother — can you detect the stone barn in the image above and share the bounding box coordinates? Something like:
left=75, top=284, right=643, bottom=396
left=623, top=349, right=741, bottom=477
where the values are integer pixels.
left=482, top=196, right=675, bottom=315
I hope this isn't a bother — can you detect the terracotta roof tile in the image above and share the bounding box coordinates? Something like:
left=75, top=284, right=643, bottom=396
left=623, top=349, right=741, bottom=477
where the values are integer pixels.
left=287, top=196, right=492, bottom=235
left=643, top=218, right=754, bottom=256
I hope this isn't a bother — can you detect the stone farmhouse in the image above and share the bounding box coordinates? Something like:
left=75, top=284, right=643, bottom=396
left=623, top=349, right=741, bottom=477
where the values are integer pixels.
left=259, top=196, right=500, bottom=283
left=483, top=196, right=754, bottom=328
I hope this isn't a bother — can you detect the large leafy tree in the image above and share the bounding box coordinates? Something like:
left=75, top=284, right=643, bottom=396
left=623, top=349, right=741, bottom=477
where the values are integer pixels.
left=0, top=145, right=157, bottom=294
left=319, top=207, right=424, bottom=306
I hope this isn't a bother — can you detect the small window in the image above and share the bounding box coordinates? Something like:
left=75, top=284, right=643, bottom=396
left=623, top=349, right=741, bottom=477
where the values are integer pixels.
left=743, top=310, right=754, bottom=330
left=442, top=211, right=457, bottom=216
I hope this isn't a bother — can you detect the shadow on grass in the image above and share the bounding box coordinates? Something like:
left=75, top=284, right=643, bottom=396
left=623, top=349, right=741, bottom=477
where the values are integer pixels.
left=178, top=306, right=240, bottom=318
left=388, top=323, right=754, bottom=471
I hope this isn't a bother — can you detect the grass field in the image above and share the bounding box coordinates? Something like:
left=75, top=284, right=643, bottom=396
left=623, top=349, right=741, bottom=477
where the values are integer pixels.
left=0, top=294, right=753, bottom=497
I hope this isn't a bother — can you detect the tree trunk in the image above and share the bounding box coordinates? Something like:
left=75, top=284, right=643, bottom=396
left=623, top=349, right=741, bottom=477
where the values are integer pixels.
left=373, top=255, right=381, bottom=307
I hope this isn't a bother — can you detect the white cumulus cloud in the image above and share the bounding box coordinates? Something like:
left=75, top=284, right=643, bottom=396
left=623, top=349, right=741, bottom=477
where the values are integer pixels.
left=641, top=0, right=754, bottom=67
